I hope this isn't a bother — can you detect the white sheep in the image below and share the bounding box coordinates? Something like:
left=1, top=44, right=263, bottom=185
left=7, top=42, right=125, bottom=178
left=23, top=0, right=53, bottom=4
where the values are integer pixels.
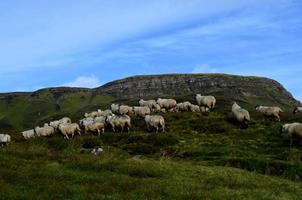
left=196, top=94, right=216, bottom=110
left=190, top=105, right=202, bottom=112
left=94, top=116, right=107, bottom=123
left=106, top=114, right=131, bottom=132
left=200, top=106, right=210, bottom=113
left=22, top=129, right=36, bottom=140
left=79, top=117, right=94, bottom=128
left=34, top=126, right=55, bottom=137
left=119, top=105, right=133, bottom=115
left=255, top=105, right=284, bottom=121
left=133, top=106, right=151, bottom=118
left=293, top=107, right=302, bottom=114
left=145, top=115, right=165, bottom=133
left=232, top=102, right=250, bottom=127
left=139, top=99, right=157, bottom=110
left=157, top=98, right=177, bottom=111
left=154, top=104, right=162, bottom=112
left=84, top=111, right=99, bottom=118
left=281, top=123, right=302, bottom=146
left=0, top=134, right=11, bottom=146
left=98, top=109, right=113, bottom=117
left=59, top=123, right=81, bottom=140
left=49, top=117, right=71, bottom=130
left=85, top=121, right=105, bottom=136
left=176, top=101, right=192, bottom=112
left=111, top=104, right=120, bottom=114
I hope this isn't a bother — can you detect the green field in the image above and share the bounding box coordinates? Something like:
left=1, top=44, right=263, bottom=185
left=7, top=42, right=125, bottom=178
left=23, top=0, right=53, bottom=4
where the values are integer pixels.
left=1, top=110, right=302, bottom=199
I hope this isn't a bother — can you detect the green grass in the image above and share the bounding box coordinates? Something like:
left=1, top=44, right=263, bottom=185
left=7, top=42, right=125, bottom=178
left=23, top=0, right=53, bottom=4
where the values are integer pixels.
left=1, top=110, right=302, bottom=199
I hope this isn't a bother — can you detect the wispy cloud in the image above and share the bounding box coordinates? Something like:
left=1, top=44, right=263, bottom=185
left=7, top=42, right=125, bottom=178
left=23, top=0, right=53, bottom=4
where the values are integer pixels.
left=63, top=75, right=102, bottom=88
left=192, top=64, right=218, bottom=73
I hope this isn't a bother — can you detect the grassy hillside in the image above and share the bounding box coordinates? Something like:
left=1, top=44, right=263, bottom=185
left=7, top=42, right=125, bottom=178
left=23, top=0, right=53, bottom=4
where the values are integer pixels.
left=0, top=74, right=300, bottom=131
left=0, top=74, right=302, bottom=199
left=1, top=111, right=302, bottom=199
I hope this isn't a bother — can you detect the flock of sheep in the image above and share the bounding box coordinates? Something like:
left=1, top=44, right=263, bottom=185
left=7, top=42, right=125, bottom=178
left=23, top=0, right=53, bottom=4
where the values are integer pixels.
left=1, top=94, right=302, bottom=147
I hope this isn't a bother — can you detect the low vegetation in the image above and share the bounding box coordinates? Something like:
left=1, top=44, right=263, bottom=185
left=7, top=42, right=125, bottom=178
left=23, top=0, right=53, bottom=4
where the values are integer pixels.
left=1, top=110, right=302, bottom=199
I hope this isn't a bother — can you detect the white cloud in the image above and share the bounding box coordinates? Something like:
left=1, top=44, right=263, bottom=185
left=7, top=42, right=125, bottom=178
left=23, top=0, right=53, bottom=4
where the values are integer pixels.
left=63, top=75, right=102, bottom=88
left=192, top=64, right=218, bottom=74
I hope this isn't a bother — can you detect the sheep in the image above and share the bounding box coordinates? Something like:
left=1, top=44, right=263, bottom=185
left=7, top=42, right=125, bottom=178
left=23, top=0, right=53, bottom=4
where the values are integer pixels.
left=145, top=115, right=165, bottom=133
left=281, top=123, right=302, bottom=146
left=190, top=105, right=201, bottom=112
left=154, top=104, right=162, bottom=112
left=139, top=99, right=157, bottom=110
left=255, top=105, right=284, bottom=121
left=22, top=129, right=36, bottom=140
left=94, top=116, right=107, bottom=123
left=85, top=121, right=105, bottom=136
left=106, top=114, right=131, bottom=132
left=34, top=126, right=55, bottom=137
left=84, top=111, right=99, bottom=118
left=111, top=104, right=120, bottom=114
left=133, top=106, right=151, bottom=118
left=200, top=106, right=210, bottom=113
left=293, top=107, right=302, bottom=114
left=79, top=117, right=94, bottom=128
left=232, top=102, right=250, bottom=128
left=49, top=117, right=72, bottom=130
left=59, top=123, right=81, bottom=140
left=196, top=94, right=216, bottom=110
left=176, top=101, right=192, bottom=112
left=119, top=105, right=133, bottom=115
left=0, top=134, right=11, bottom=146
left=157, top=98, right=177, bottom=111
left=98, top=109, right=113, bottom=117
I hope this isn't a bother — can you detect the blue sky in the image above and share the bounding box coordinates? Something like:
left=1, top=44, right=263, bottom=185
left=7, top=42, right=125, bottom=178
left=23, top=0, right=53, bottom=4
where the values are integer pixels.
left=0, top=0, right=301, bottom=100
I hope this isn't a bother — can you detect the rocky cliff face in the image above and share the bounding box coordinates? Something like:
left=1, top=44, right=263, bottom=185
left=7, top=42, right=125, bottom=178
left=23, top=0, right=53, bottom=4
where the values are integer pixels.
left=97, top=74, right=299, bottom=107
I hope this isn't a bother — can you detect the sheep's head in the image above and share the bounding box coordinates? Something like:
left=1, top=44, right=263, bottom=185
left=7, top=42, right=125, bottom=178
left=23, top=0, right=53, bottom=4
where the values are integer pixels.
left=255, top=105, right=261, bottom=111
left=280, top=124, right=289, bottom=133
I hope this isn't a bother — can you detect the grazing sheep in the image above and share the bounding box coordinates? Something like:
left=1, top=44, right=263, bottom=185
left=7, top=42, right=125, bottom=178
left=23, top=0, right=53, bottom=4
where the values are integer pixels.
left=139, top=99, right=157, bottom=110
left=98, top=109, right=113, bottom=117
left=106, top=114, right=131, bottom=132
left=157, top=98, right=177, bottom=111
left=59, top=123, right=81, bottom=140
left=85, top=121, right=105, bottom=136
left=49, top=117, right=71, bottom=130
left=232, top=102, right=250, bottom=128
left=34, top=126, right=55, bottom=137
left=133, top=106, right=151, bottom=118
left=200, top=106, right=210, bottom=113
left=22, top=129, right=36, bottom=140
left=177, top=101, right=192, bottom=112
left=255, top=105, right=284, bottom=121
left=0, top=134, right=11, bottom=146
left=145, top=115, right=165, bottom=133
left=190, top=104, right=200, bottom=112
left=79, top=117, right=94, bottom=128
left=49, top=120, right=61, bottom=130
left=154, top=104, right=162, bottom=112
left=293, top=107, right=302, bottom=114
left=85, top=111, right=99, bottom=118
left=94, top=116, right=107, bottom=123
left=281, top=123, right=302, bottom=146
left=119, top=105, right=133, bottom=115
left=111, top=104, right=120, bottom=114
left=196, top=94, right=216, bottom=110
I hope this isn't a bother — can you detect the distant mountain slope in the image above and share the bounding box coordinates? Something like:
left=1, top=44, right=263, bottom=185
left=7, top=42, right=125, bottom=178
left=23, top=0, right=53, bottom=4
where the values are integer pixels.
left=0, top=73, right=300, bottom=130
